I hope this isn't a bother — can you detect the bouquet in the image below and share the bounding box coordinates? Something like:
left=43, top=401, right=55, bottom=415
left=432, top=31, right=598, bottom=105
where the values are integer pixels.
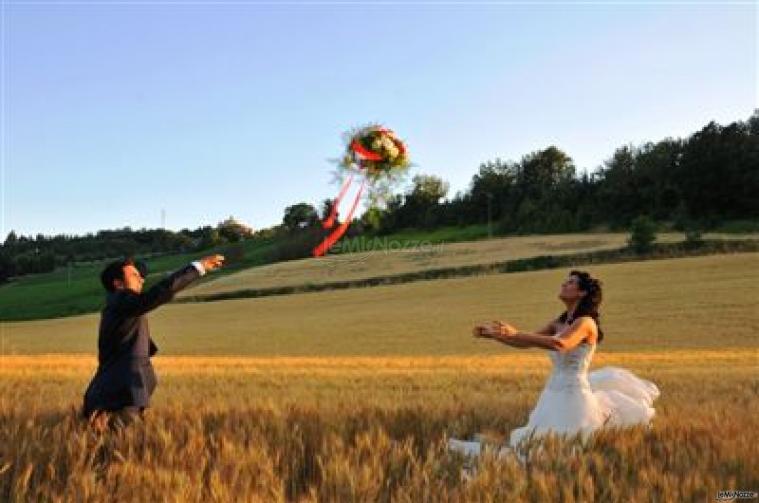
left=313, top=124, right=411, bottom=257
left=341, top=125, right=410, bottom=180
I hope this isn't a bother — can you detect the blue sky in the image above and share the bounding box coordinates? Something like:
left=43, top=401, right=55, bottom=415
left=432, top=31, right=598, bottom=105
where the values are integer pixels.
left=2, top=1, right=756, bottom=237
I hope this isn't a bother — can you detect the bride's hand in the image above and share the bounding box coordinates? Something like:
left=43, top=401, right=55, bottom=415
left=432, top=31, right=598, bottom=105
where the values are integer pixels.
left=473, top=323, right=495, bottom=338
left=474, top=321, right=518, bottom=339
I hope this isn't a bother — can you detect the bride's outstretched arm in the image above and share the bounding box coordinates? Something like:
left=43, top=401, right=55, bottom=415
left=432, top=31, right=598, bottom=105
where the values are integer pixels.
left=477, top=320, right=558, bottom=350
left=500, top=318, right=593, bottom=352
left=474, top=322, right=532, bottom=349
left=499, top=332, right=561, bottom=351
left=493, top=335, right=532, bottom=349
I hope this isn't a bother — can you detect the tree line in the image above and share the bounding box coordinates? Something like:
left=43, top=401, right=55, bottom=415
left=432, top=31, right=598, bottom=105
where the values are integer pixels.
left=353, top=112, right=758, bottom=235
left=2, top=113, right=756, bottom=281
left=0, top=219, right=253, bottom=282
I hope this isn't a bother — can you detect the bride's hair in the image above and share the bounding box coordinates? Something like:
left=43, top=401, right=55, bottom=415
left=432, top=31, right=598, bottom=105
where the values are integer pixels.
left=558, top=269, right=605, bottom=343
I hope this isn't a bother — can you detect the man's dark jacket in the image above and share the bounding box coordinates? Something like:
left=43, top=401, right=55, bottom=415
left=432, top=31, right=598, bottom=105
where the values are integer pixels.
left=82, top=264, right=200, bottom=417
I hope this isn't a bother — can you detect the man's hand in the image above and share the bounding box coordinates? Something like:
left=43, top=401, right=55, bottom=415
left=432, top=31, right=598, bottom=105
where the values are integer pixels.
left=200, top=254, right=225, bottom=272
left=495, top=320, right=518, bottom=337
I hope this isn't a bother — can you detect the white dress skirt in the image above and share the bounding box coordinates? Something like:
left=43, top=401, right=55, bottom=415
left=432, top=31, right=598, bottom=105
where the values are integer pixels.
left=449, top=341, right=660, bottom=458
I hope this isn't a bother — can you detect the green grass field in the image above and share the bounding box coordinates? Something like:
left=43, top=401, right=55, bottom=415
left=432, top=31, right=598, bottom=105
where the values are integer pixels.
left=0, top=238, right=278, bottom=321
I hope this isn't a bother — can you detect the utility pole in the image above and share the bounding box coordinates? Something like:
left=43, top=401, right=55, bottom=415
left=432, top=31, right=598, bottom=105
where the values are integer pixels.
left=161, top=208, right=166, bottom=229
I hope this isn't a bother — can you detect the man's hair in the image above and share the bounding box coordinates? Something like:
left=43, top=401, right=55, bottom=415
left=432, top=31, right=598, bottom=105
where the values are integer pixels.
left=100, top=258, right=144, bottom=292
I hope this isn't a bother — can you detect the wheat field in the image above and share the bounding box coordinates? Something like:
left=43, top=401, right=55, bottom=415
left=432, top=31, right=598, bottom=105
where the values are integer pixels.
left=1, top=351, right=756, bottom=501
left=177, top=231, right=759, bottom=297
left=1, top=253, right=758, bottom=501
left=3, top=253, right=758, bottom=356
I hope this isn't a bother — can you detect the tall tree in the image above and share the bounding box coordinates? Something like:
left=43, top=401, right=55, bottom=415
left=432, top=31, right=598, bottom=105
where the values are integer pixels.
left=282, top=203, right=319, bottom=231
left=3, top=231, right=17, bottom=247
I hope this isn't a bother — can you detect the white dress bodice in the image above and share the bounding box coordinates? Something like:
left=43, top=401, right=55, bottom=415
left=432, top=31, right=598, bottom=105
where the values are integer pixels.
left=545, top=341, right=596, bottom=392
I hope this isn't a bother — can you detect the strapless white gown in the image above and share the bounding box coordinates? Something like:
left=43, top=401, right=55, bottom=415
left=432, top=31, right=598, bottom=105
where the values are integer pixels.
left=449, top=342, right=660, bottom=457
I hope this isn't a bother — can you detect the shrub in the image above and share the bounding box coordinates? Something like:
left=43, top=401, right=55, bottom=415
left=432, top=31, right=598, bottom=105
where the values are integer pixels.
left=628, top=216, right=657, bottom=254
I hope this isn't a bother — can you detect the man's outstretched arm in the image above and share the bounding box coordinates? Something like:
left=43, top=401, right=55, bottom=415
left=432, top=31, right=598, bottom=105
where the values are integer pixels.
left=116, top=255, right=224, bottom=316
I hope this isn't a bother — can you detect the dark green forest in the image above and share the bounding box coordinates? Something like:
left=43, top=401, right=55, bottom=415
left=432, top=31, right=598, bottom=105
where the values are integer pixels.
left=367, top=112, right=758, bottom=234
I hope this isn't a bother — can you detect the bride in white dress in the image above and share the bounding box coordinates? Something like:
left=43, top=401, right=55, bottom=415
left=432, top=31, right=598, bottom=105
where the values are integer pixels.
left=448, top=270, right=660, bottom=459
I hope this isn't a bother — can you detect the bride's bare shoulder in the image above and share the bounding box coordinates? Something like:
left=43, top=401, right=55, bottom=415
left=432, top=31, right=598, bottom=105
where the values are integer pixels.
left=576, top=316, right=599, bottom=344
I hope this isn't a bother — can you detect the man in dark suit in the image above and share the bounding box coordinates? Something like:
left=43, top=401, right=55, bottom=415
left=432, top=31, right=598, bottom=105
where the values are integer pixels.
left=82, top=254, right=224, bottom=429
